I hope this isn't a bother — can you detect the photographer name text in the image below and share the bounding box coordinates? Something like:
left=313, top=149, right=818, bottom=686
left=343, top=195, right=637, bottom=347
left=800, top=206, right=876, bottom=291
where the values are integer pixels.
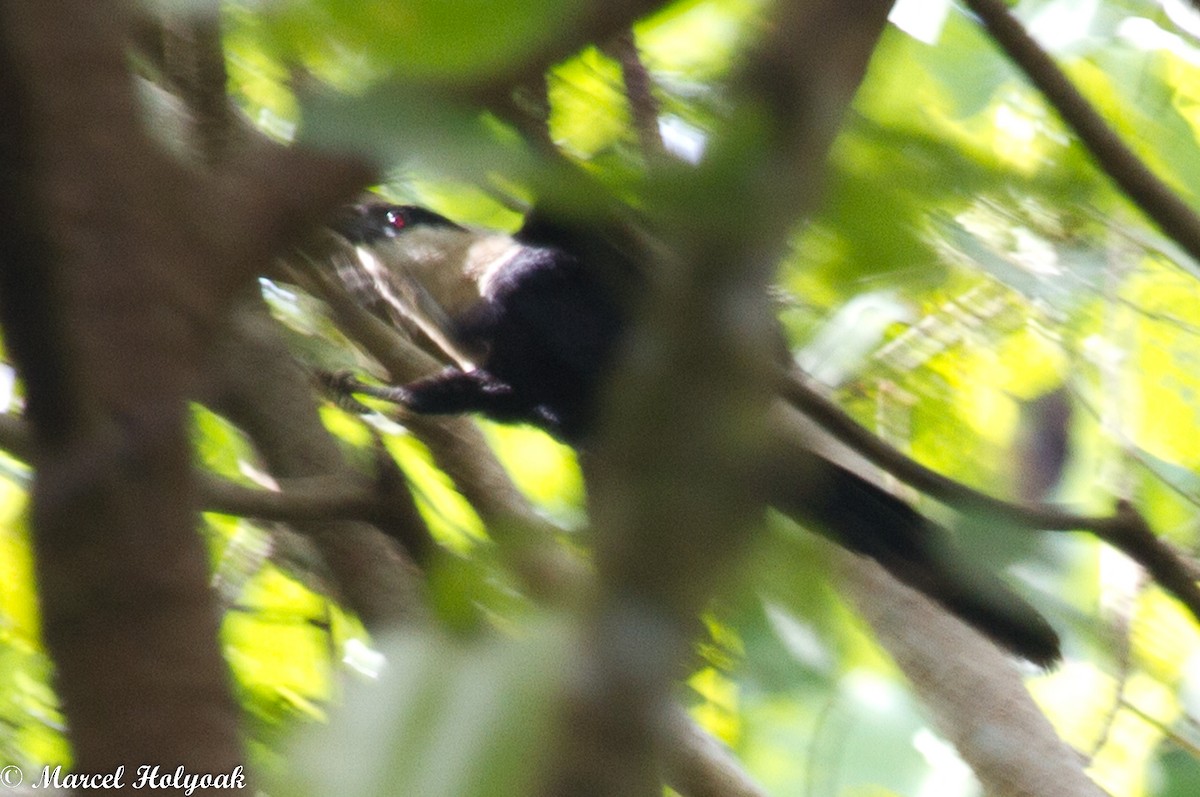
left=29, top=764, right=245, bottom=794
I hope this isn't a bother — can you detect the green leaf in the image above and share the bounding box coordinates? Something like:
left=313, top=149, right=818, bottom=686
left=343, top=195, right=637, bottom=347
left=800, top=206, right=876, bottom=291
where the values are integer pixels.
left=279, top=618, right=575, bottom=797
left=263, top=0, right=586, bottom=83
left=298, top=85, right=537, bottom=184
left=1154, top=746, right=1200, bottom=797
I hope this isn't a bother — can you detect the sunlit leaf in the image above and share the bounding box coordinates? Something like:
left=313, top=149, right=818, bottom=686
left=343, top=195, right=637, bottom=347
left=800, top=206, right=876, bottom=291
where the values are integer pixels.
left=279, top=618, right=574, bottom=797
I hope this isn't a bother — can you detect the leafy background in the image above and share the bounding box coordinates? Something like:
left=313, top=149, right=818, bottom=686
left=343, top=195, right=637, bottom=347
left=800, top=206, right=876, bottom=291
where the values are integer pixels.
left=5, top=0, right=1200, bottom=794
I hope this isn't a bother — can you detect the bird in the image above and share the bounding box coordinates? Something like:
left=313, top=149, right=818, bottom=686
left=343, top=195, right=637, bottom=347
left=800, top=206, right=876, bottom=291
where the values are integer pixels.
left=328, top=202, right=1062, bottom=666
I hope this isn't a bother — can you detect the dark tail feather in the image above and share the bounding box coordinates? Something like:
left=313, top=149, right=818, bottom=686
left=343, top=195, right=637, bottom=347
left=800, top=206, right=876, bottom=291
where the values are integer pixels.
left=769, top=448, right=1061, bottom=667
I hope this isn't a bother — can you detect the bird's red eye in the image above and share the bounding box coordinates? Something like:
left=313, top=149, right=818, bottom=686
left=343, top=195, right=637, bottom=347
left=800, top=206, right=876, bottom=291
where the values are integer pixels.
left=385, top=211, right=406, bottom=231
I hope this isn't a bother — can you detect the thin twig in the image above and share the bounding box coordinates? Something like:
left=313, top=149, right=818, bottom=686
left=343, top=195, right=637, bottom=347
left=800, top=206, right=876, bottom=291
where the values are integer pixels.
left=781, top=370, right=1200, bottom=627
left=200, top=472, right=382, bottom=523
left=461, top=0, right=674, bottom=109
left=1086, top=574, right=1142, bottom=761
left=602, top=30, right=666, bottom=161
left=160, top=0, right=233, bottom=165
left=782, top=370, right=1097, bottom=527
left=964, top=0, right=1200, bottom=266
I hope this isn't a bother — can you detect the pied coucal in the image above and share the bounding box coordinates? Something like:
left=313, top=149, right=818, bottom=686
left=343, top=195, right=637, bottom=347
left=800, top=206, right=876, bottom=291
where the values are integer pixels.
left=326, top=202, right=1061, bottom=667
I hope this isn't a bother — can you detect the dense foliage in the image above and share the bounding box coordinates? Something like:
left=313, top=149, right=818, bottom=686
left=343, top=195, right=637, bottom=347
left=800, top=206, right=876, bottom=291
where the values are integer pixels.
left=4, top=0, right=1200, bottom=795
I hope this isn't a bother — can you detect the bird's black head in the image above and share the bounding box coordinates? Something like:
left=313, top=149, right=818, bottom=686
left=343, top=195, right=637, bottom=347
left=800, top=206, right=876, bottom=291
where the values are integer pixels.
left=334, top=204, right=465, bottom=245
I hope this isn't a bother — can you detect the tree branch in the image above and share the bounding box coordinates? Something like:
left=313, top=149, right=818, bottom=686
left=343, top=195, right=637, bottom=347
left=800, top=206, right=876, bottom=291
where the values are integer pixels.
left=549, top=1, right=899, bottom=794
left=964, top=0, right=1200, bottom=267
left=780, top=371, right=1200, bottom=626
left=842, top=552, right=1106, bottom=797
left=0, top=0, right=371, bottom=780
left=602, top=30, right=666, bottom=162
left=782, top=370, right=1112, bottom=527
left=157, top=0, right=233, bottom=165
left=283, top=244, right=594, bottom=603
left=0, top=0, right=242, bottom=780
left=205, top=295, right=432, bottom=630
left=461, top=0, right=674, bottom=109
left=662, top=706, right=768, bottom=797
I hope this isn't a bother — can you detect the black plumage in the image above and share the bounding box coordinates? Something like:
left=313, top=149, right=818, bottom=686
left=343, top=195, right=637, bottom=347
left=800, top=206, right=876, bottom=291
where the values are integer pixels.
left=331, top=203, right=1061, bottom=666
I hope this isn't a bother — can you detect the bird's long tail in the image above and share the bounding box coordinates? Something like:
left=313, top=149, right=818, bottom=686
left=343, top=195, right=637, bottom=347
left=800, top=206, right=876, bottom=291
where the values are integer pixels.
left=768, top=442, right=1061, bottom=667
